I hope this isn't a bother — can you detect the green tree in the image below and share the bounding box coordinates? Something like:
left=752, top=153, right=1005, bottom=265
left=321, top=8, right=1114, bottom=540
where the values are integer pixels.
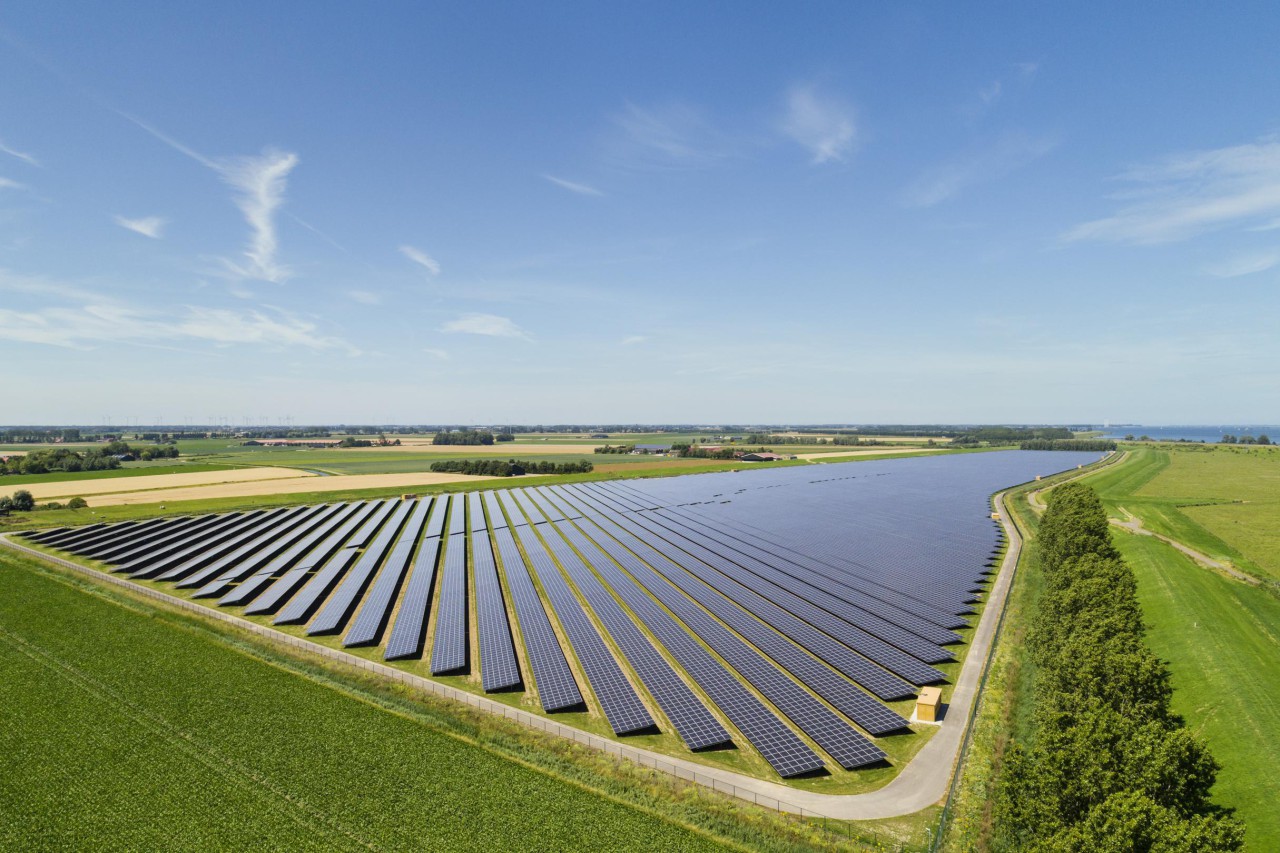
left=11, top=489, right=35, bottom=511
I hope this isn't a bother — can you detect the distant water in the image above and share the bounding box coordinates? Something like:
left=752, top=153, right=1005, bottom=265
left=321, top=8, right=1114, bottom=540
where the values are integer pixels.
left=1095, top=425, right=1278, bottom=443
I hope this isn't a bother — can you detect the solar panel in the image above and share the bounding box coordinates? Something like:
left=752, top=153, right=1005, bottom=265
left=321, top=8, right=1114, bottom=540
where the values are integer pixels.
left=521, top=489, right=729, bottom=748
left=429, top=520, right=469, bottom=674
left=219, top=502, right=364, bottom=608
left=308, top=499, right=416, bottom=635
left=508, top=509, right=654, bottom=734
left=344, top=498, right=435, bottom=646
left=245, top=501, right=382, bottom=615
left=273, top=500, right=398, bottom=624
left=554, top=492, right=886, bottom=770
left=490, top=500, right=581, bottom=711
left=471, top=499, right=521, bottom=692
left=151, top=507, right=300, bottom=583
left=384, top=501, right=444, bottom=661
left=191, top=503, right=344, bottom=598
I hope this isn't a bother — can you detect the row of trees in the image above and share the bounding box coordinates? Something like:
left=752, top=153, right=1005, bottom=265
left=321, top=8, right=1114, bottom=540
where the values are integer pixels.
left=429, top=459, right=593, bottom=477
left=671, top=444, right=772, bottom=459
left=1220, top=434, right=1271, bottom=445
left=993, top=483, right=1243, bottom=850
left=432, top=430, right=496, bottom=446
left=1019, top=439, right=1117, bottom=452
left=2, top=441, right=178, bottom=476
left=593, top=445, right=635, bottom=454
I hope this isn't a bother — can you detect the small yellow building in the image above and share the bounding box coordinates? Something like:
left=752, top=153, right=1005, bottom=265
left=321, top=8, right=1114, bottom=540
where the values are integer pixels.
left=916, top=686, right=943, bottom=723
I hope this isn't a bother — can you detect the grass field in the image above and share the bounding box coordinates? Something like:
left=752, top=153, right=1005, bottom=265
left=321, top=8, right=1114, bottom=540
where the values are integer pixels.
left=1080, top=446, right=1279, bottom=850
left=0, top=462, right=235, bottom=489
left=3, top=549, right=890, bottom=851
left=1112, top=532, right=1280, bottom=851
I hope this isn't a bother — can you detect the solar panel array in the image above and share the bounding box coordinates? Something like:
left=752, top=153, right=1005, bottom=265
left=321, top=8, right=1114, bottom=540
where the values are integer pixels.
left=27, top=449, right=1100, bottom=778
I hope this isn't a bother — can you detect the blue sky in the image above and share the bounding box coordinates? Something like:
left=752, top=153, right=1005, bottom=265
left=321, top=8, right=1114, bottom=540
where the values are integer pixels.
left=2, top=2, right=1278, bottom=425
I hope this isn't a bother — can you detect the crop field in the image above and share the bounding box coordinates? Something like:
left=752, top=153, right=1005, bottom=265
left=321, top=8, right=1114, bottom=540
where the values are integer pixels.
left=0, top=462, right=235, bottom=488
left=20, top=466, right=317, bottom=502
left=17, top=450, right=1098, bottom=790
left=1080, top=445, right=1280, bottom=849
left=0, top=551, right=736, bottom=852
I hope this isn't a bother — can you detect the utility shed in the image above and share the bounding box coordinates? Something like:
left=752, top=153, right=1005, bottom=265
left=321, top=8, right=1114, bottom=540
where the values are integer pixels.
left=916, top=686, right=943, bottom=723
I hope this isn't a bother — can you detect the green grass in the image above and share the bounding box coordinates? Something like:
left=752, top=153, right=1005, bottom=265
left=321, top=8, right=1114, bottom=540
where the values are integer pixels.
left=1, top=550, right=883, bottom=852
left=0, top=463, right=234, bottom=488
left=1087, top=446, right=1280, bottom=585
left=1112, top=531, right=1280, bottom=851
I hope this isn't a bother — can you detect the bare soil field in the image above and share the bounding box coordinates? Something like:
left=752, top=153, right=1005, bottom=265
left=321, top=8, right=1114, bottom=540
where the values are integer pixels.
left=68, top=471, right=493, bottom=506
left=27, top=467, right=314, bottom=500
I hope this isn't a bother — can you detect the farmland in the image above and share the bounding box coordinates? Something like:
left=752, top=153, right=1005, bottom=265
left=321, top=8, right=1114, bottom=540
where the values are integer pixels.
left=0, top=550, right=775, bottom=852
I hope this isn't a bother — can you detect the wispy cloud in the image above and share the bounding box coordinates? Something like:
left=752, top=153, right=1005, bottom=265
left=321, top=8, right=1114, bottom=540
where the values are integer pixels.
left=115, top=112, right=297, bottom=281
left=543, top=174, right=603, bottom=196
left=423, top=347, right=450, bottom=361
left=903, top=131, right=1057, bottom=207
left=607, top=102, right=729, bottom=170
left=113, top=215, right=165, bottom=239
left=620, top=335, right=648, bottom=346
left=0, top=140, right=39, bottom=167
left=1063, top=141, right=1280, bottom=244
left=0, top=176, right=27, bottom=191
left=0, top=301, right=356, bottom=353
left=217, top=149, right=298, bottom=282
left=1202, top=251, right=1280, bottom=278
left=400, top=244, right=441, bottom=276
left=440, top=312, right=531, bottom=340
left=780, top=84, right=856, bottom=165
left=346, top=289, right=382, bottom=305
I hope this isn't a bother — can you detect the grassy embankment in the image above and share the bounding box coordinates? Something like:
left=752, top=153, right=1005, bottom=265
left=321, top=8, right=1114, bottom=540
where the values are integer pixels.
left=945, top=445, right=1280, bottom=851
left=1, top=548, right=895, bottom=852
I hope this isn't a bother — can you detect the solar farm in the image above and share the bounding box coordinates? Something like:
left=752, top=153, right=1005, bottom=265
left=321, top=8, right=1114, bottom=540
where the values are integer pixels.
left=19, top=450, right=1099, bottom=780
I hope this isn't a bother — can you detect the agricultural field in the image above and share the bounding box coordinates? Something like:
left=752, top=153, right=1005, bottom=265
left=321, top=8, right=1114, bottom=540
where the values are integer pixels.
left=0, top=551, right=756, bottom=852
left=1080, top=445, right=1280, bottom=849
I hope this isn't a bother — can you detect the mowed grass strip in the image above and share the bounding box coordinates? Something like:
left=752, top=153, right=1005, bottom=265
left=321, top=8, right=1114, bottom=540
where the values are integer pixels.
left=0, top=554, right=727, bottom=852
left=1113, top=532, right=1280, bottom=851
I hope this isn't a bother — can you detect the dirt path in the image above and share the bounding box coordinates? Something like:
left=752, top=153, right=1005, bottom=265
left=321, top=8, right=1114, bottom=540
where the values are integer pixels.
left=1109, top=510, right=1258, bottom=585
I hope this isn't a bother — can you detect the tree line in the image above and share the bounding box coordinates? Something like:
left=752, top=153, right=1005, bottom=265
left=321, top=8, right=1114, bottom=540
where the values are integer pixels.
left=1018, top=439, right=1117, bottom=452
left=429, top=459, right=593, bottom=477
left=993, top=483, right=1243, bottom=850
left=594, top=445, right=635, bottom=454
left=432, top=430, right=496, bottom=446
left=2, top=441, right=176, bottom=476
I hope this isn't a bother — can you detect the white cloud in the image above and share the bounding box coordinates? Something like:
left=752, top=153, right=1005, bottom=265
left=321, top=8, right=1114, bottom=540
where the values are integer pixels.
left=0, top=176, right=27, bottom=191
left=0, top=140, right=39, bottom=167
left=216, top=149, right=298, bottom=282
left=423, top=347, right=450, bottom=360
left=608, top=102, right=729, bottom=170
left=440, top=312, right=531, bottom=340
left=903, top=131, right=1057, bottom=207
left=346, top=289, right=382, bottom=305
left=0, top=301, right=356, bottom=353
left=400, top=244, right=441, bottom=276
left=113, top=215, right=165, bottom=239
left=780, top=84, right=856, bottom=165
left=1202, top=252, right=1280, bottom=278
left=620, top=335, right=648, bottom=346
left=1063, top=141, right=1280, bottom=245
left=544, top=174, right=603, bottom=196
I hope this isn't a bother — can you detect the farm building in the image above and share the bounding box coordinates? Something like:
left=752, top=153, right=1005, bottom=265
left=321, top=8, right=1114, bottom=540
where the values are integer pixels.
left=740, top=452, right=783, bottom=462
left=632, top=444, right=672, bottom=454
